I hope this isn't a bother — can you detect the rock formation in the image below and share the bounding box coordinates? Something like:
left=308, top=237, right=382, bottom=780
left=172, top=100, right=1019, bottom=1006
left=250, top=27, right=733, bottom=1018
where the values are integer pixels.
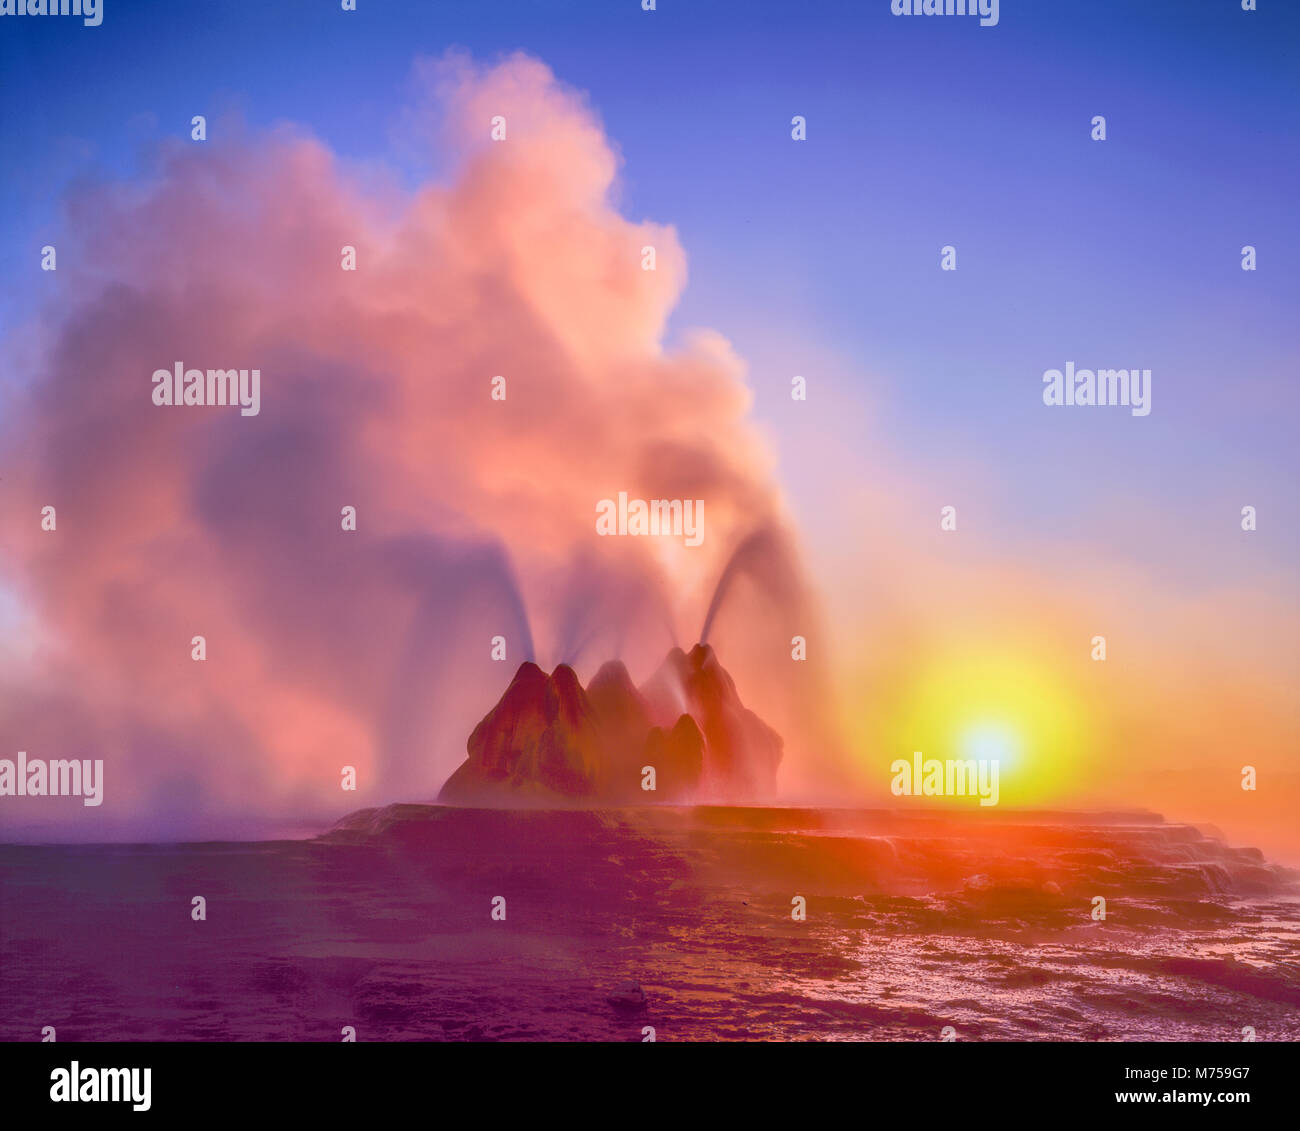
left=438, top=644, right=781, bottom=805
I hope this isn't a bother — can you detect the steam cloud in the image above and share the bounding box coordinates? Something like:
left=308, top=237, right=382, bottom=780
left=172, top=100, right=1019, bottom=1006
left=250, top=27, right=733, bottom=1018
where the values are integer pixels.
left=0, top=53, right=842, bottom=837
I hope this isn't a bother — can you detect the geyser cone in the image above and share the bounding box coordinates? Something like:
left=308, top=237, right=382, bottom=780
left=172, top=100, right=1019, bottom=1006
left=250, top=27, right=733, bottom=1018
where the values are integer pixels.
left=439, top=661, right=604, bottom=804
left=640, top=643, right=783, bottom=799
left=440, top=646, right=783, bottom=805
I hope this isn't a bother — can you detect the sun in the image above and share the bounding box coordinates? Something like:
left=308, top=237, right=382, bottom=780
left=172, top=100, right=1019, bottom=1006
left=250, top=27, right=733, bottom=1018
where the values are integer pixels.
left=959, top=721, right=1022, bottom=769
left=883, top=646, right=1091, bottom=806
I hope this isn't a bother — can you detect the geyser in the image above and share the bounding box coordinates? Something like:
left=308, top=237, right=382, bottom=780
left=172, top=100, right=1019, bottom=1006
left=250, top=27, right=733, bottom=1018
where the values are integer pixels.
left=438, top=643, right=782, bottom=805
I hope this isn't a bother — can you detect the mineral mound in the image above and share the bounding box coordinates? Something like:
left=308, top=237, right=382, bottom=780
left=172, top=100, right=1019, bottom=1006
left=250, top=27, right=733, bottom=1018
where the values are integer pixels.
left=438, top=643, right=782, bottom=804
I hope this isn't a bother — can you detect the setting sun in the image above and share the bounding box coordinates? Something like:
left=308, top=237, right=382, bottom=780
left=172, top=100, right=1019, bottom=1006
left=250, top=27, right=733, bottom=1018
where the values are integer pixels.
left=887, top=648, right=1092, bottom=806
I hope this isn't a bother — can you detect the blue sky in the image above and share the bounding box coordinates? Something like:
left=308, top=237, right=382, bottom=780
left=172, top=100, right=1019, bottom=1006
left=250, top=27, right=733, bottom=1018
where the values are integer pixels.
left=3, top=0, right=1297, bottom=561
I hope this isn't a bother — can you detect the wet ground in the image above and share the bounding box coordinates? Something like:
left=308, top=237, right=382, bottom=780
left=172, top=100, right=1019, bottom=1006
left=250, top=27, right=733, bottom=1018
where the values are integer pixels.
left=2, top=806, right=1297, bottom=1041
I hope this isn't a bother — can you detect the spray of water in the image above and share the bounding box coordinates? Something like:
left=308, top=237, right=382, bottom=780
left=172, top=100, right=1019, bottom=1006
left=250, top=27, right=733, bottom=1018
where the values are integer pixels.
left=700, top=526, right=801, bottom=645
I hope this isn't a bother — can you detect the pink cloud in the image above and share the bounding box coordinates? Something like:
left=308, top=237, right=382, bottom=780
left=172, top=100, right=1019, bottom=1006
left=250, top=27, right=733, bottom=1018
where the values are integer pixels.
left=0, top=54, right=836, bottom=838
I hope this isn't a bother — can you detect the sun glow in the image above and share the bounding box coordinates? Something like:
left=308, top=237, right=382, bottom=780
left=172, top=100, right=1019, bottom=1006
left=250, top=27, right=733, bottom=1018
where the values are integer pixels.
left=884, top=647, right=1091, bottom=806
left=960, top=722, right=1021, bottom=769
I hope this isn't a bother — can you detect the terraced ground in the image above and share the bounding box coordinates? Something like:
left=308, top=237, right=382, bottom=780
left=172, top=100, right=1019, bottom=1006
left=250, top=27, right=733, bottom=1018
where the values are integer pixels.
left=1, top=805, right=1296, bottom=1041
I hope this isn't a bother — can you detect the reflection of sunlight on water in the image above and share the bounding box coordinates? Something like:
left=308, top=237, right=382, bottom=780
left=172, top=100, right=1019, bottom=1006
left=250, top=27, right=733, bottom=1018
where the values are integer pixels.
left=826, top=895, right=1300, bottom=1039
left=4, top=808, right=1298, bottom=1041
left=655, top=811, right=1300, bottom=1038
